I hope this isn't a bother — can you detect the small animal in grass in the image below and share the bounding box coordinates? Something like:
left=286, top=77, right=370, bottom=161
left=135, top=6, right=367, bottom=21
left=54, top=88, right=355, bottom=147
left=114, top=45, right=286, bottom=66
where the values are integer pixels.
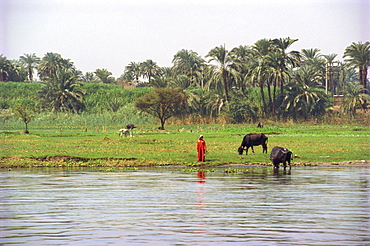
left=119, top=128, right=132, bottom=138
left=126, top=124, right=137, bottom=130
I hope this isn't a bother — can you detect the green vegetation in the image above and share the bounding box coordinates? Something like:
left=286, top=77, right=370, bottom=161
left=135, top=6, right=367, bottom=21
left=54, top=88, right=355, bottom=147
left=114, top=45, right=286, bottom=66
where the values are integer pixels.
left=1, top=39, right=369, bottom=123
left=1, top=40, right=369, bottom=169
left=1, top=124, right=369, bottom=169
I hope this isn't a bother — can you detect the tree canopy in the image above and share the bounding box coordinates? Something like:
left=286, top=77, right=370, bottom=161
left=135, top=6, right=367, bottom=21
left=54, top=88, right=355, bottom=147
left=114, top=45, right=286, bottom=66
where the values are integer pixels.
left=1, top=37, right=369, bottom=123
left=135, top=88, right=187, bottom=129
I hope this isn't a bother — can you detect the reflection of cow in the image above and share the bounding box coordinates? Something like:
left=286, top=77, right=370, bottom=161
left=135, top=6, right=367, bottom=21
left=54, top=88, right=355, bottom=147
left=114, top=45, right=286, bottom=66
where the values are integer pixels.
left=270, top=146, right=292, bottom=168
left=238, top=133, right=268, bottom=155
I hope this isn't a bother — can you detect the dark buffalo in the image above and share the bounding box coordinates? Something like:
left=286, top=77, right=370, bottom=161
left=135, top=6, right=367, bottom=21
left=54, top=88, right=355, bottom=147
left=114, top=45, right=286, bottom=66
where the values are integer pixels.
left=270, top=146, right=293, bottom=168
left=126, top=124, right=137, bottom=130
left=238, top=133, right=268, bottom=155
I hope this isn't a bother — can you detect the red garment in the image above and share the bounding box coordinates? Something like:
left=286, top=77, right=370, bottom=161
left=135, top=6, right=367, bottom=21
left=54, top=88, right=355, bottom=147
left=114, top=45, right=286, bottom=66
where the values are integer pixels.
left=196, top=139, right=206, bottom=162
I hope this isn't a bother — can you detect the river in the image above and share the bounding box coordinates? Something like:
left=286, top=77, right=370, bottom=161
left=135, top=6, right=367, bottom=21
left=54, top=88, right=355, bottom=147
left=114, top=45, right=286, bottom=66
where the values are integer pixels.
left=1, top=167, right=369, bottom=245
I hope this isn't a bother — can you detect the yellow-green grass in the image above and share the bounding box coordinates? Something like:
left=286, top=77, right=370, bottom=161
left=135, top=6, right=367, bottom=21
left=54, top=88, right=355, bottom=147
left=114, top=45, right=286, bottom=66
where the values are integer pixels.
left=1, top=124, right=369, bottom=169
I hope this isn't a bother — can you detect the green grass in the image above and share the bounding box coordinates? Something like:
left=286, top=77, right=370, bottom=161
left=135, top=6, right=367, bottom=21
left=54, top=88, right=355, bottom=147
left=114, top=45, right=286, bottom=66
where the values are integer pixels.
left=1, top=124, right=369, bottom=168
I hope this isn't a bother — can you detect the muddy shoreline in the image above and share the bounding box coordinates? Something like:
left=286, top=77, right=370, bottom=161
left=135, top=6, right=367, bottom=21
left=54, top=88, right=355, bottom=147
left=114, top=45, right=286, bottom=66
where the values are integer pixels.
left=1, top=155, right=369, bottom=169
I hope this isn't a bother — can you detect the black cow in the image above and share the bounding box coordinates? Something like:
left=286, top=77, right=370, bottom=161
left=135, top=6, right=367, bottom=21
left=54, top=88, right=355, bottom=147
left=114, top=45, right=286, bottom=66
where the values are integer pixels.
left=126, top=124, right=137, bottom=130
left=238, top=133, right=268, bottom=155
left=270, top=146, right=293, bottom=168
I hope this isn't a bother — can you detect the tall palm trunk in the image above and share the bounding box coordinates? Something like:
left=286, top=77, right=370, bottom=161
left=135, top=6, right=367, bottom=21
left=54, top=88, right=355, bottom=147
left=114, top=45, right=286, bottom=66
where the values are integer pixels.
left=222, top=69, right=229, bottom=103
left=267, top=78, right=273, bottom=114
left=28, top=67, right=33, bottom=81
left=259, top=80, right=267, bottom=115
left=360, top=68, right=367, bottom=94
left=272, top=76, right=278, bottom=114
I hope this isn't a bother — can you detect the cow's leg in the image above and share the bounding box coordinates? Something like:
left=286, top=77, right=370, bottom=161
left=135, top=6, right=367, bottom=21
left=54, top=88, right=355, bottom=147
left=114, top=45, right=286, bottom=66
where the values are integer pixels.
left=245, top=147, right=249, bottom=155
left=262, top=144, right=267, bottom=154
left=273, top=161, right=279, bottom=168
left=251, top=146, right=255, bottom=154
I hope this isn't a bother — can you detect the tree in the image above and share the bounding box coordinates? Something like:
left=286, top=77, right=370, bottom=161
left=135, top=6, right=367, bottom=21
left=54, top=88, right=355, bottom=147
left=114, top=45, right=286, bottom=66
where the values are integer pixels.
left=38, top=68, right=85, bottom=113
left=172, top=49, right=205, bottom=86
left=343, top=41, right=370, bottom=94
left=341, top=83, right=369, bottom=117
left=82, top=72, right=99, bottom=83
left=279, top=66, right=327, bottom=120
left=272, top=37, right=301, bottom=93
left=0, top=55, right=11, bottom=81
left=94, top=68, right=115, bottom=84
left=38, top=52, right=63, bottom=79
left=124, top=61, right=142, bottom=83
left=135, top=88, right=187, bottom=130
left=206, top=44, right=237, bottom=103
left=19, top=53, right=40, bottom=81
left=141, top=59, right=160, bottom=83
left=12, top=99, right=36, bottom=134
left=250, top=39, right=273, bottom=115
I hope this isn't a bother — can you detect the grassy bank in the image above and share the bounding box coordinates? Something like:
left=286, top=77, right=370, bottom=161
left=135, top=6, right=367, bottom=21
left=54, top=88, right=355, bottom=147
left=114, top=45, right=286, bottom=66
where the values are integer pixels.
left=1, top=124, right=369, bottom=169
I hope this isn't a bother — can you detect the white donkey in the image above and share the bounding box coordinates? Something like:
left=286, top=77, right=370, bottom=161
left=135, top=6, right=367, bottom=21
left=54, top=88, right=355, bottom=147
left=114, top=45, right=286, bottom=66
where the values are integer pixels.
left=119, top=128, right=132, bottom=138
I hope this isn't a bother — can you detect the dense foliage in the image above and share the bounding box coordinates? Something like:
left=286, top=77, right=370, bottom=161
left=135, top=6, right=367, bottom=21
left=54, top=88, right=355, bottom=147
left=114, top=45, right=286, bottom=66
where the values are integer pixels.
left=0, top=39, right=369, bottom=127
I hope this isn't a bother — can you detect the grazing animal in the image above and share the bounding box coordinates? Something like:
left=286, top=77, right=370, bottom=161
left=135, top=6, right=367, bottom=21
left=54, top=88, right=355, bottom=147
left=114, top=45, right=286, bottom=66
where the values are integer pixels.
left=238, top=133, right=268, bottom=155
left=126, top=124, right=137, bottom=130
left=119, top=128, right=132, bottom=138
left=270, top=146, right=293, bottom=168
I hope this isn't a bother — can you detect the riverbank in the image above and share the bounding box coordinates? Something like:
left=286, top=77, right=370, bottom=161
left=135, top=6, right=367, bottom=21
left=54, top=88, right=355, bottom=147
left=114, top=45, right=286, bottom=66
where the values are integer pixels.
left=1, top=155, right=369, bottom=169
left=1, top=124, right=369, bottom=169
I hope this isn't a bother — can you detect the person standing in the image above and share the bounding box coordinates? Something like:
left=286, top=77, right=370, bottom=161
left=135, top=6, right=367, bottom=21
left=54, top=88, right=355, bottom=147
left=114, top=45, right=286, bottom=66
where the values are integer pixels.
left=196, top=135, right=206, bottom=162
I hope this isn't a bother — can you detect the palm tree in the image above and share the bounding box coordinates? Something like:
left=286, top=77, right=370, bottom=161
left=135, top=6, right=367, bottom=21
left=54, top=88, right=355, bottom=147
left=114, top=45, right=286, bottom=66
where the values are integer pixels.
left=341, top=83, right=369, bottom=117
left=229, top=45, right=254, bottom=93
left=301, top=48, right=322, bottom=61
left=0, top=55, right=11, bottom=81
left=82, top=72, right=98, bottom=83
left=172, top=49, right=205, bottom=85
left=206, top=44, right=235, bottom=103
left=125, top=61, right=142, bottom=83
left=19, top=53, right=40, bottom=81
left=94, top=68, right=114, bottom=84
left=343, top=41, right=370, bottom=94
left=250, top=39, right=274, bottom=114
left=272, top=37, right=301, bottom=93
left=38, top=52, right=62, bottom=79
left=8, top=60, right=28, bottom=82
left=38, top=68, right=85, bottom=113
left=141, top=59, right=160, bottom=83
left=279, top=66, right=327, bottom=120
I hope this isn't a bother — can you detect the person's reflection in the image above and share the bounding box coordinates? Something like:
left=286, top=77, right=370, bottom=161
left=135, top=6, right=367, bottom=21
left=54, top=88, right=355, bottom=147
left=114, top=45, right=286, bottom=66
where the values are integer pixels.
left=197, top=171, right=206, bottom=183
left=196, top=172, right=206, bottom=233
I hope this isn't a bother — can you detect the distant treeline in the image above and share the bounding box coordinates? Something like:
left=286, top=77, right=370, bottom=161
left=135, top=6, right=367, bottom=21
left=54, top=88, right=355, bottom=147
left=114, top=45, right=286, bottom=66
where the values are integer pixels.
left=0, top=39, right=369, bottom=125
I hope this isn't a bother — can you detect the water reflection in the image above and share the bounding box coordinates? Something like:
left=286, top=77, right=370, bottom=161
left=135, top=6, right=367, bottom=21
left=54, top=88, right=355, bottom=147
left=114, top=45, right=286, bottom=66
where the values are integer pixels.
left=196, top=172, right=206, bottom=234
left=0, top=167, right=369, bottom=245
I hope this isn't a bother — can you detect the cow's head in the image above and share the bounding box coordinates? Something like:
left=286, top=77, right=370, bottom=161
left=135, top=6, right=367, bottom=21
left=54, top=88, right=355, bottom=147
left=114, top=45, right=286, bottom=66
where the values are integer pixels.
left=238, top=146, right=244, bottom=155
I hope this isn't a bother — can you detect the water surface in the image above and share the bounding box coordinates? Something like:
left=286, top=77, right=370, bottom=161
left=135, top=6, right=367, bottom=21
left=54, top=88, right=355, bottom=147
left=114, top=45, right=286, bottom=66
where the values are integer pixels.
left=1, top=167, right=369, bottom=245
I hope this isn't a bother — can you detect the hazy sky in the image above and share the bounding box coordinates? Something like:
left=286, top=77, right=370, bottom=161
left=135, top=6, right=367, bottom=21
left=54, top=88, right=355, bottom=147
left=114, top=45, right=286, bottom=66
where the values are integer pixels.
left=1, top=0, right=369, bottom=77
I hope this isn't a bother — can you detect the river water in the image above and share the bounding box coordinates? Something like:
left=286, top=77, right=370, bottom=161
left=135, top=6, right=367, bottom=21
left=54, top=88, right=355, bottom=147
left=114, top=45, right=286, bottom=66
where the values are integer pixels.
left=1, top=167, right=369, bottom=245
